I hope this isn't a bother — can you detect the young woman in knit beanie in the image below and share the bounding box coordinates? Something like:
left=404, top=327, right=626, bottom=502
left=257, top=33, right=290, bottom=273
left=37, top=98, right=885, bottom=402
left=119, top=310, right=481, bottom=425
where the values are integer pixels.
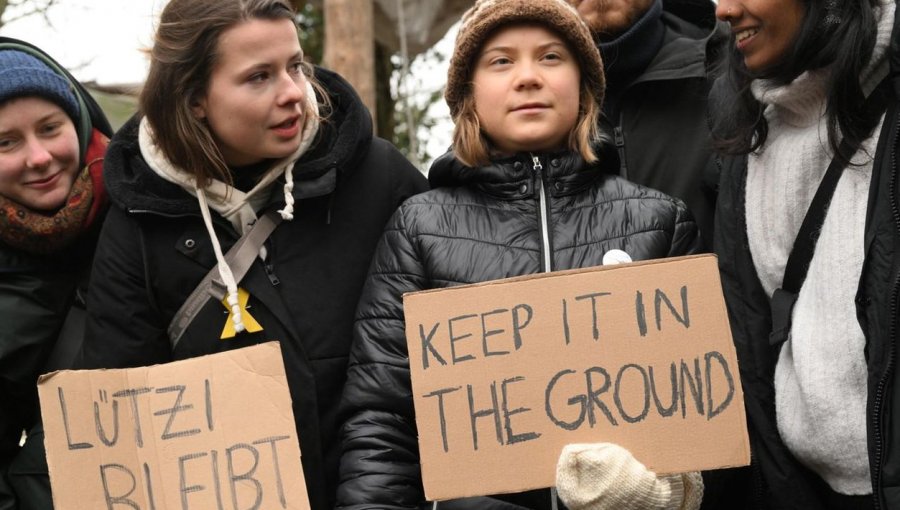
left=711, top=0, right=900, bottom=507
left=0, top=37, right=113, bottom=508
left=77, top=0, right=426, bottom=508
left=337, top=0, right=703, bottom=508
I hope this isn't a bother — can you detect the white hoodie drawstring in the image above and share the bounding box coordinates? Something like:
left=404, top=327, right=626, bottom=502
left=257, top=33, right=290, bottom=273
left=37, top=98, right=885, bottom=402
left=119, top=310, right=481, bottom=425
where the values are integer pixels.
left=274, top=80, right=317, bottom=222
left=197, top=187, right=246, bottom=333
left=278, top=164, right=295, bottom=220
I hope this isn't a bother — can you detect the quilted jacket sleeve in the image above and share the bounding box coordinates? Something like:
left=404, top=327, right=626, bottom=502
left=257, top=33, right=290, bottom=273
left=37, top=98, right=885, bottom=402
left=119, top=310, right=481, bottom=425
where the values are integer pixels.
left=669, top=199, right=704, bottom=258
left=337, top=204, right=429, bottom=509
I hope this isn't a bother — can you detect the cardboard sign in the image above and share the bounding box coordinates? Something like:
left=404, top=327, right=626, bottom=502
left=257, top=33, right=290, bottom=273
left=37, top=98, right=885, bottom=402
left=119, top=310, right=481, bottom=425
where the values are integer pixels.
left=404, top=254, right=750, bottom=501
left=38, top=342, right=310, bottom=510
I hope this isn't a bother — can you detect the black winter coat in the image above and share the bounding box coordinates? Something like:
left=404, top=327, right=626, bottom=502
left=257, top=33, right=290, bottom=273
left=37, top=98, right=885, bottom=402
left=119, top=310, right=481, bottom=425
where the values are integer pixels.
left=603, top=0, right=726, bottom=251
left=337, top=147, right=701, bottom=509
left=0, top=240, right=95, bottom=510
left=79, top=67, right=427, bottom=510
left=714, top=4, right=900, bottom=506
left=0, top=36, right=113, bottom=510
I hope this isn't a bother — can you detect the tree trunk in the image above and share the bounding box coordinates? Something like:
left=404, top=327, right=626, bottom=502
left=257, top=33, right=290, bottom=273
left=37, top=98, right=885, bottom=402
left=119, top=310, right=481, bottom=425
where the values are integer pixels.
left=322, top=0, right=376, bottom=130
left=0, top=0, right=9, bottom=28
left=374, top=42, right=395, bottom=143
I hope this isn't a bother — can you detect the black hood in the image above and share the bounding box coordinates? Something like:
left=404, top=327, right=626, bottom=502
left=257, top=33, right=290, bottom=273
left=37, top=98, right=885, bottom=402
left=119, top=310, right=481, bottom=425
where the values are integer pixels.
left=104, top=65, right=373, bottom=215
left=0, top=37, right=113, bottom=155
left=663, top=0, right=718, bottom=32
left=296, top=66, right=373, bottom=182
left=631, top=0, right=726, bottom=83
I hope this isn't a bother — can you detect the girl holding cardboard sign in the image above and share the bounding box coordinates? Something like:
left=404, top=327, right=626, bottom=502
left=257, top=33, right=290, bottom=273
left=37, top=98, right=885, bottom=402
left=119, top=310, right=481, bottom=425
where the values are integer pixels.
left=337, top=0, right=704, bottom=508
left=77, top=0, right=427, bottom=508
left=712, top=0, right=900, bottom=507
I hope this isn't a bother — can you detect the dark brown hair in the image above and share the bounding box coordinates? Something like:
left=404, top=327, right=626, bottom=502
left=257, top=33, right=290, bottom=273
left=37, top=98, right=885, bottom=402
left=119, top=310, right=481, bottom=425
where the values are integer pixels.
left=710, top=0, right=879, bottom=163
left=140, top=0, right=322, bottom=187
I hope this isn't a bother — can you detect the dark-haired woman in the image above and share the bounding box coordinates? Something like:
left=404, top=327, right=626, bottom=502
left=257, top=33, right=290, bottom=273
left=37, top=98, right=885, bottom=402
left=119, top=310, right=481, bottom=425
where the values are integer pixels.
left=0, top=37, right=112, bottom=509
left=79, top=0, right=426, bottom=508
left=711, top=0, right=900, bottom=507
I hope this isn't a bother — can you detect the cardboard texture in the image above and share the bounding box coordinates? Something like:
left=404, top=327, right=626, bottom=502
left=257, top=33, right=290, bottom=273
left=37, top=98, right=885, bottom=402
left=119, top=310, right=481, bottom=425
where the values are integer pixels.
left=37, top=342, right=310, bottom=510
left=404, top=254, right=750, bottom=501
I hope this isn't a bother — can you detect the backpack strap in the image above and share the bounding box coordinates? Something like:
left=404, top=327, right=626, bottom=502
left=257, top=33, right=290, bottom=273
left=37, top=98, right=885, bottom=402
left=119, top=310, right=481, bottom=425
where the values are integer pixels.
left=167, top=210, right=283, bottom=349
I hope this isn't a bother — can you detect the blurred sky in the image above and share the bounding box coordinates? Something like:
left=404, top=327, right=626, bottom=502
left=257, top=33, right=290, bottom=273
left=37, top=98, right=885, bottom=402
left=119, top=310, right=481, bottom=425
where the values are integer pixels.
left=0, top=0, right=166, bottom=85
left=0, top=0, right=453, bottom=169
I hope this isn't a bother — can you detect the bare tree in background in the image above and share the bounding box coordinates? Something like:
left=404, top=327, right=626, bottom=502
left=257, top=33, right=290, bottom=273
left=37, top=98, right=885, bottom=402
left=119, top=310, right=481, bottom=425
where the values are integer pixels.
left=323, top=0, right=376, bottom=123
left=290, top=0, right=467, bottom=146
left=0, top=0, right=463, bottom=165
left=0, top=0, right=58, bottom=29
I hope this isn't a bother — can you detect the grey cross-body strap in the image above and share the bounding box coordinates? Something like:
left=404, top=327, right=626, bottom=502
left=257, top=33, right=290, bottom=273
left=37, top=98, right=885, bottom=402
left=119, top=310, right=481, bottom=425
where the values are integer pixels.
left=167, top=210, right=283, bottom=349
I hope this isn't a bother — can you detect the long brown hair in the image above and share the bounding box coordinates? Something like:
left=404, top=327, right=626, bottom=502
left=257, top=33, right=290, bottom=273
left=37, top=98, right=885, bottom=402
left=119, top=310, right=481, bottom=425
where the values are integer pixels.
left=450, top=25, right=602, bottom=168
left=140, top=0, right=321, bottom=187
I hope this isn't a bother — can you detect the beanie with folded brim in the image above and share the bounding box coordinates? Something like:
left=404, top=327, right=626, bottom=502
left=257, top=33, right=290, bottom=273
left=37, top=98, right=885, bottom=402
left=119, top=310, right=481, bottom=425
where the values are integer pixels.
left=445, top=0, right=605, bottom=119
left=0, top=49, right=80, bottom=123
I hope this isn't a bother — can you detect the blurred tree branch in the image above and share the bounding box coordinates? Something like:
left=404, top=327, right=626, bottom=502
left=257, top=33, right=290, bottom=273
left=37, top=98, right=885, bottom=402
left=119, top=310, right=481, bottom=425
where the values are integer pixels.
left=0, top=0, right=58, bottom=29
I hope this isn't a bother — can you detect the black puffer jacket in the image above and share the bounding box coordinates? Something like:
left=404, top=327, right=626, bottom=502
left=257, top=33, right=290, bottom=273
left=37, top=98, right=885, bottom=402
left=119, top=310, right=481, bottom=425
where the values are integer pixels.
left=80, top=67, right=427, bottom=510
left=714, top=2, right=900, bottom=507
left=336, top=147, right=700, bottom=509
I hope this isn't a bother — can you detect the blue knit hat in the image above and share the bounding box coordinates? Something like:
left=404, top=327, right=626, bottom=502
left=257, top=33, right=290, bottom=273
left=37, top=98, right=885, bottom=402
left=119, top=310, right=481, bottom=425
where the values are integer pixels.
left=0, top=50, right=79, bottom=122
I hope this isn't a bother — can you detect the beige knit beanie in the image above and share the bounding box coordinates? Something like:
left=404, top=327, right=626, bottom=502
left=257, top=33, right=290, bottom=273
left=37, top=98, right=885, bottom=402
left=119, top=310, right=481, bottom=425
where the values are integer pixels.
left=445, top=0, right=605, bottom=119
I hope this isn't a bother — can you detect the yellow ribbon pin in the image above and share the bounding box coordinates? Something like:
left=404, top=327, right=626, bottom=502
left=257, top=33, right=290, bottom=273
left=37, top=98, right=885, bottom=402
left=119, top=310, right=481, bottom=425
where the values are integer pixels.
left=220, top=287, right=263, bottom=339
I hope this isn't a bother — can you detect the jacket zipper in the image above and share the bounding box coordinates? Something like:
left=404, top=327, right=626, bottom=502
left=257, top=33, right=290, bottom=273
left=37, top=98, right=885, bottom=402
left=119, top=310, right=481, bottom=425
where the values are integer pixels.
left=529, top=152, right=558, bottom=510
left=735, top=159, right=767, bottom=510
left=614, top=123, right=628, bottom=179
left=871, top=113, right=900, bottom=510
left=531, top=154, right=552, bottom=272
left=434, top=158, right=556, bottom=509
left=873, top=265, right=899, bottom=510
left=264, top=262, right=281, bottom=286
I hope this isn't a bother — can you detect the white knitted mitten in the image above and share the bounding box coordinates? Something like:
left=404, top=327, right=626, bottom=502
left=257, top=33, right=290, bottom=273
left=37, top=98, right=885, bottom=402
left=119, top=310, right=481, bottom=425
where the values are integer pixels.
left=556, top=443, right=703, bottom=510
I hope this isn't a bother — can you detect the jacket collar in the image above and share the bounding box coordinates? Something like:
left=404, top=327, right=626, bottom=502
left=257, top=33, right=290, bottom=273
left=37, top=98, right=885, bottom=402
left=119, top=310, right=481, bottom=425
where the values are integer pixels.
left=427, top=141, right=619, bottom=200
left=627, top=0, right=727, bottom=85
left=599, top=0, right=666, bottom=85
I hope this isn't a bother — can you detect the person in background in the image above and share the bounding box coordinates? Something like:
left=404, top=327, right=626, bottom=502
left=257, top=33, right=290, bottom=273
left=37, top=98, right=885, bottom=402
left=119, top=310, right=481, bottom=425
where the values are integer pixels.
left=78, top=1, right=427, bottom=508
left=336, top=0, right=702, bottom=508
left=568, top=0, right=726, bottom=250
left=711, top=0, right=899, bottom=507
left=0, top=37, right=112, bottom=510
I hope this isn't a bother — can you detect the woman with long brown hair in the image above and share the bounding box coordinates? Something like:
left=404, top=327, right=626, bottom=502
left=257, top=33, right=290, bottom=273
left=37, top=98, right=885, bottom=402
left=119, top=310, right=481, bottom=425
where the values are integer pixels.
left=80, top=1, right=426, bottom=508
